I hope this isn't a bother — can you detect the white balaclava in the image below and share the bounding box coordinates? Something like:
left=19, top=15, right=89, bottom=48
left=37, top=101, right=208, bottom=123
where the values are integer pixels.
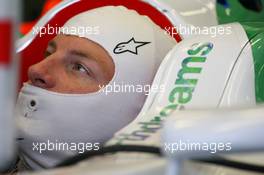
left=15, top=6, right=176, bottom=169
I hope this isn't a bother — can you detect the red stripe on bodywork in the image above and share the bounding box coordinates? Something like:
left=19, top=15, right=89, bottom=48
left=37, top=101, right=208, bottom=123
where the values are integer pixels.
left=0, top=21, right=12, bottom=65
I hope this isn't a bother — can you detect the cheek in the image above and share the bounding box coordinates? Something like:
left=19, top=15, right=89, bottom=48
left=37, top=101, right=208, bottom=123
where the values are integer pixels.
left=61, top=77, right=100, bottom=94
left=53, top=67, right=100, bottom=94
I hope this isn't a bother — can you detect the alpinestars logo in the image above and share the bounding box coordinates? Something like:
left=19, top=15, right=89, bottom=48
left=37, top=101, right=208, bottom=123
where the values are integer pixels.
left=113, top=37, right=150, bottom=55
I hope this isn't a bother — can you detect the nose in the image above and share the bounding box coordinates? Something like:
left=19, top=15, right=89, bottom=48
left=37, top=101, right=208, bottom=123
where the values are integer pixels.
left=28, top=59, right=55, bottom=89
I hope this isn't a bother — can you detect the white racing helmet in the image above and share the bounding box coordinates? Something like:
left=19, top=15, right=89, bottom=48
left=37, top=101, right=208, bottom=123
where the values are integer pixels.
left=144, top=0, right=218, bottom=39
left=151, top=0, right=218, bottom=27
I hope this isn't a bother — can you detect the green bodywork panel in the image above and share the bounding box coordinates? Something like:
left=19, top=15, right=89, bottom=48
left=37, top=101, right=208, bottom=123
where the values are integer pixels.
left=249, top=32, right=264, bottom=103
left=217, top=0, right=264, bottom=24
left=241, top=22, right=264, bottom=103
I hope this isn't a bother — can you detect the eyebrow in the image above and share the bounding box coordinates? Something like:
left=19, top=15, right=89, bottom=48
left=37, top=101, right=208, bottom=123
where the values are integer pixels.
left=69, top=50, right=89, bottom=59
left=48, top=40, right=99, bottom=64
left=69, top=50, right=98, bottom=62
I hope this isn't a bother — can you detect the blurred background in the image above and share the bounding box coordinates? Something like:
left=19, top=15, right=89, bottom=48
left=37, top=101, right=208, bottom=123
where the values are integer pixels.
left=21, top=0, right=61, bottom=35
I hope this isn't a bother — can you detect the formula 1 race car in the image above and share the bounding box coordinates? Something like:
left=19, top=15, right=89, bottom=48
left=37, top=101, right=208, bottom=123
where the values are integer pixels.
left=1, top=0, right=264, bottom=175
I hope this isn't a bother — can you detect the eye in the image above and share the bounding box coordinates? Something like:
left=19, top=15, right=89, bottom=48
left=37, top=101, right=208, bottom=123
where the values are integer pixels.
left=44, top=51, right=51, bottom=58
left=72, top=63, right=91, bottom=76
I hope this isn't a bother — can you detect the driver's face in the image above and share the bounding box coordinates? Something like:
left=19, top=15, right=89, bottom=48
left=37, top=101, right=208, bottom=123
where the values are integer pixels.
left=28, top=34, right=115, bottom=94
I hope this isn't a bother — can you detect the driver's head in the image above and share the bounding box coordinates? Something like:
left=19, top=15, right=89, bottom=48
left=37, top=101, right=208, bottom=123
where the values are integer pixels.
left=16, top=6, right=176, bottom=169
